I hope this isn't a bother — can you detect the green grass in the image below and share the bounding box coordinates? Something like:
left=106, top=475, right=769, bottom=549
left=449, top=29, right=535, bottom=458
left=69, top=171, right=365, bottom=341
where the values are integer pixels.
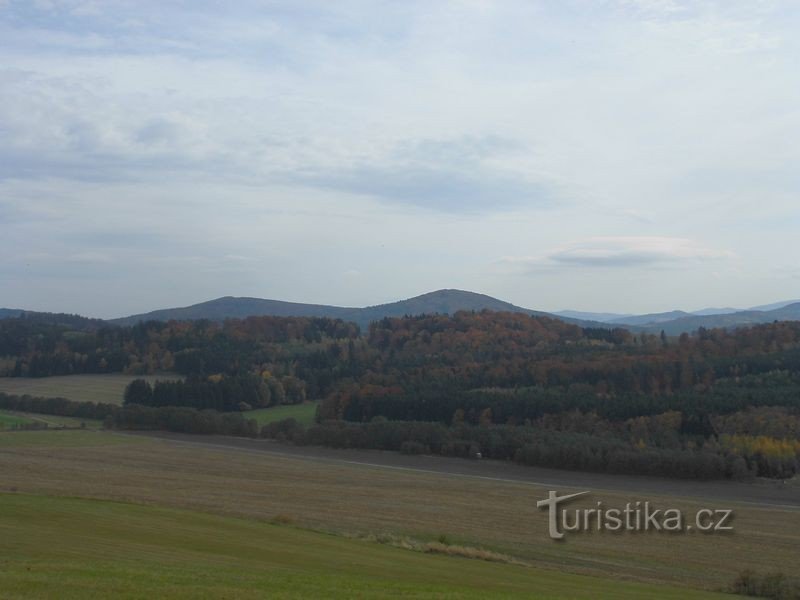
left=244, top=401, right=319, bottom=426
left=0, top=411, right=35, bottom=428
left=0, top=493, right=731, bottom=599
left=0, top=430, right=144, bottom=448
left=0, top=410, right=102, bottom=430
left=0, top=373, right=182, bottom=405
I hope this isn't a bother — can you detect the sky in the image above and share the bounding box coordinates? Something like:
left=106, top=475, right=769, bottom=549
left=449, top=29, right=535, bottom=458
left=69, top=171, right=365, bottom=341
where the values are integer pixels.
left=1, top=0, right=799, bottom=318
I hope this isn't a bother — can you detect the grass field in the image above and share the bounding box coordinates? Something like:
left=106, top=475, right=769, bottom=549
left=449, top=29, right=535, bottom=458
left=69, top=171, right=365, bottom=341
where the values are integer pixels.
left=0, top=430, right=146, bottom=448
left=0, top=410, right=102, bottom=429
left=243, top=401, right=319, bottom=426
left=0, top=411, right=35, bottom=428
left=0, top=493, right=731, bottom=599
left=0, top=373, right=182, bottom=405
left=0, top=430, right=796, bottom=597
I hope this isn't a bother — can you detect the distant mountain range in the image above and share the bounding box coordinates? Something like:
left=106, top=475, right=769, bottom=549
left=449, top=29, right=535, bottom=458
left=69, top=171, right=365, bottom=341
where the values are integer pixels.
left=552, top=310, right=635, bottom=322
left=104, top=291, right=800, bottom=333
left=3, top=291, right=800, bottom=335
left=636, top=303, right=800, bottom=336
left=0, top=309, right=105, bottom=329
left=558, top=299, right=800, bottom=329
left=555, top=304, right=793, bottom=334
left=108, top=289, right=606, bottom=331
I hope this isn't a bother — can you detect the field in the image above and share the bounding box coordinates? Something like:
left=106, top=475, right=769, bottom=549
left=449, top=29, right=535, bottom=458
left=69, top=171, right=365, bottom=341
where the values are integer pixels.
left=0, top=411, right=34, bottom=428
left=1, top=430, right=797, bottom=598
left=0, top=374, right=182, bottom=405
left=0, top=410, right=102, bottom=430
left=0, top=375, right=316, bottom=427
left=0, top=492, right=729, bottom=599
left=243, top=401, right=319, bottom=426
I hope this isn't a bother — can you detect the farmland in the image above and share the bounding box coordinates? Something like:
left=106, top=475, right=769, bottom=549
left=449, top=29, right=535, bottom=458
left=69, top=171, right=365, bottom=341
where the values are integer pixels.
left=0, top=320, right=798, bottom=597
left=0, top=492, right=729, bottom=599
left=0, top=374, right=182, bottom=405
left=1, top=429, right=797, bottom=597
left=0, top=374, right=316, bottom=427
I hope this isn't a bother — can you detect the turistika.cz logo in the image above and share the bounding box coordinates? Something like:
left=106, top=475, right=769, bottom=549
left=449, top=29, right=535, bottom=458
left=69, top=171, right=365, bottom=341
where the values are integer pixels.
left=536, top=491, right=734, bottom=540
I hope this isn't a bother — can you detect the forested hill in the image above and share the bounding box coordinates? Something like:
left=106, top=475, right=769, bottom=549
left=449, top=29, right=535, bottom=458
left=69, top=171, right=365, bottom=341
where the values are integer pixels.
left=109, top=297, right=359, bottom=327
left=108, top=289, right=606, bottom=330
left=5, top=309, right=800, bottom=399
left=351, top=289, right=573, bottom=327
left=5, top=310, right=800, bottom=479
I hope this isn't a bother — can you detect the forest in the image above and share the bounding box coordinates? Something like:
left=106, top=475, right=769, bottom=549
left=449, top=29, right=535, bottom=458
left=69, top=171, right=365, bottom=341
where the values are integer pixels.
left=1, top=310, right=800, bottom=479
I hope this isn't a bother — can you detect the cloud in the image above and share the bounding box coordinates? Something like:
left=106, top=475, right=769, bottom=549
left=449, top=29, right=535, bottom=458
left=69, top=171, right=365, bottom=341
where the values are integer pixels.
left=294, top=163, right=549, bottom=213
left=503, top=237, right=734, bottom=269
left=289, top=135, right=551, bottom=213
left=0, top=67, right=550, bottom=213
left=1, top=1, right=799, bottom=314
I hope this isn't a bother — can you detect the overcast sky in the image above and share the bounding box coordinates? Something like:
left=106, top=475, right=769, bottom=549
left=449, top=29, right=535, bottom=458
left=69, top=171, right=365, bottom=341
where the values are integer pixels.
left=2, top=0, right=799, bottom=318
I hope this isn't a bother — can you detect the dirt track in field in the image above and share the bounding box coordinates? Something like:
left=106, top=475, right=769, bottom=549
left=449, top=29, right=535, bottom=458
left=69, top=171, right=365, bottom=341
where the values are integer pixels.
left=123, top=431, right=800, bottom=508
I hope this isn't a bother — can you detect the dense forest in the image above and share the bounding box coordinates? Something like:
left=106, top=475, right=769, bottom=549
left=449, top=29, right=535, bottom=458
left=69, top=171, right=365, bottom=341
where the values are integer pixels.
left=1, top=310, right=800, bottom=479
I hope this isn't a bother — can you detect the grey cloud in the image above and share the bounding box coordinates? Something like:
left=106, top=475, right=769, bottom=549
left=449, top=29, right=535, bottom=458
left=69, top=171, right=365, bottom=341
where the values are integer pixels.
left=295, top=164, right=550, bottom=213
left=289, top=135, right=551, bottom=213
left=393, top=135, right=525, bottom=165
left=135, top=118, right=183, bottom=145
left=503, top=237, right=733, bottom=270
left=0, top=64, right=551, bottom=213
left=549, top=250, right=667, bottom=267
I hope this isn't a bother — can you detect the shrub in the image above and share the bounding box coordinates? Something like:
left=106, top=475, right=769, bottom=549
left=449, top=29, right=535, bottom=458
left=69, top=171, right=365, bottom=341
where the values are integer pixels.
left=733, top=570, right=800, bottom=599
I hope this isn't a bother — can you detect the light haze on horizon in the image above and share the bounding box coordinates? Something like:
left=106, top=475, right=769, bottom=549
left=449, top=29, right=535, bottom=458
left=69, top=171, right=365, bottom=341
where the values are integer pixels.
left=1, top=1, right=799, bottom=319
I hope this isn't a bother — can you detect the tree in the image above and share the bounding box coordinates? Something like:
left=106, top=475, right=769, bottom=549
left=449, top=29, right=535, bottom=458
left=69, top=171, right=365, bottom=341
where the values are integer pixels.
left=124, top=379, right=153, bottom=405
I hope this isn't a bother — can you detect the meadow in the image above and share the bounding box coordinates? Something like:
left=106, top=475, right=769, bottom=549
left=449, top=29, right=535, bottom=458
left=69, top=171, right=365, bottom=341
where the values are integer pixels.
left=0, top=373, right=181, bottom=405
left=243, top=401, right=319, bottom=426
left=1, top=429, right=797, bottom=597
left=0, top=411, right=33, bottom=428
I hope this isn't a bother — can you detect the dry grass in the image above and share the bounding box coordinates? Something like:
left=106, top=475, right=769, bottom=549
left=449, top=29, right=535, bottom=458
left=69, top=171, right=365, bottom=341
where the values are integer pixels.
left=422, top=541, right=525, bottom=564
left=0, top=430, right=797, bottom=593
left=348, top=532, right=526, bottom=565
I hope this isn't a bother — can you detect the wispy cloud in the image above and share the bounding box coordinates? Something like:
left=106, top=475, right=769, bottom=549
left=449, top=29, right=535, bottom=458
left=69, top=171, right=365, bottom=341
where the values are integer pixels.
left=503, top=237, right=734, bottom=270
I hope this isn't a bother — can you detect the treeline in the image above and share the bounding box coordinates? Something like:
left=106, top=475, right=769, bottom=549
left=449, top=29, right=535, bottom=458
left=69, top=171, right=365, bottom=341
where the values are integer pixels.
left=124, top=373, right=306, bottom=412
left=0, top=391, right=259, bottom=437
left=263, top=418, right=761, bottom=480
left=327, top=372, right=800, bottom=425
left=0, top=392, right=116, bottom=421
left=110, top=404, right=259, bottom=437
left=4, top=384, right=796, bottom=479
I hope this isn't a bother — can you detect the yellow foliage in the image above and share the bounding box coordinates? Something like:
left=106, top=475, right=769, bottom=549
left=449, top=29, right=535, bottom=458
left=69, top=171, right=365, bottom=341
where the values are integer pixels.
left=721, top=434, right=800, bottom=459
